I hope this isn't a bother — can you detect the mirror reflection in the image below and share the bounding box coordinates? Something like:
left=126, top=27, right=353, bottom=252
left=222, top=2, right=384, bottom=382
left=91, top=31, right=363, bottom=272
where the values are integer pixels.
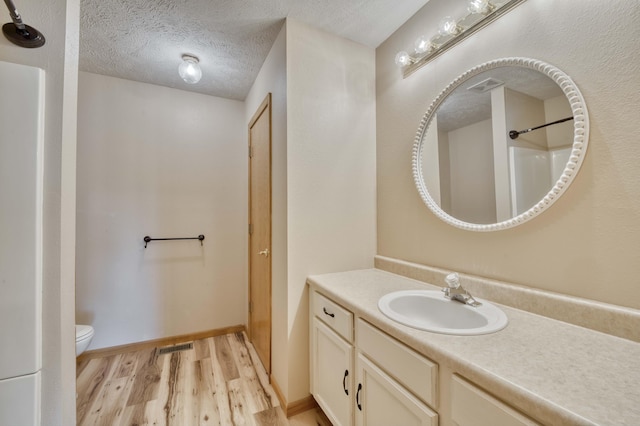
left=421, top=66, right=574, bottom=225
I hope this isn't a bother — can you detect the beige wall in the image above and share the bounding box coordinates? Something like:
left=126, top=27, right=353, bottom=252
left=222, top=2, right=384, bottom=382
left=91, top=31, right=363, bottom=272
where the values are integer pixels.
left=76, top=72, right=246, bottom=349
left=377, top=0, right=640, bottom=309
left=244, top=21, right=377, bottom=403
left=75, top=18, right=376, bottom=407
left=0, top=0, right=79, bottom=423
left=285, top=19, right=377, bottom=402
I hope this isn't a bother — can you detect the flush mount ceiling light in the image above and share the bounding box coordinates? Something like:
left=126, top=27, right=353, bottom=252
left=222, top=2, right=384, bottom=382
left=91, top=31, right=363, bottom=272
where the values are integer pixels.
left=178, top=54, right=202, bottom=84
left=395, top=0, right=526, bottom=77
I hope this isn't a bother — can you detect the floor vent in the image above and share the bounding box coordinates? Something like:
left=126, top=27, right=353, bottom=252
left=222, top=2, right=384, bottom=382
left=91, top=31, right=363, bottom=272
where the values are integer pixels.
left=156, top=342, right=194, bottom=355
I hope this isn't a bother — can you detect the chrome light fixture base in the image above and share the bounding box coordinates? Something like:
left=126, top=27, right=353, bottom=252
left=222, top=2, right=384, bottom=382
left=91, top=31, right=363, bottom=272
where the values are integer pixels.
left=400, top=0, right=526, bottom=78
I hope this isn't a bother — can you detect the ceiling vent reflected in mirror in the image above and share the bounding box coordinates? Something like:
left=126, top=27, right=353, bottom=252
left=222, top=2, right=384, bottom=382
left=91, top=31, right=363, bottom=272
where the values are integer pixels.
left=467, top=77, right=504, bottom=93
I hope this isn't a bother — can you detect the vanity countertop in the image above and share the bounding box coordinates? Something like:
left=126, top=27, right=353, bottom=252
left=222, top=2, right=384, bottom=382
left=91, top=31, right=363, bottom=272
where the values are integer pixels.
left=307, top=268, right=640, bottom=426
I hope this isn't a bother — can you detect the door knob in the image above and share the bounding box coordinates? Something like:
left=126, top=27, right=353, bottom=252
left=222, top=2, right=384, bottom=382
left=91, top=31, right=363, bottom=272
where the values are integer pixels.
left=259, top=248, right=270, bottom=257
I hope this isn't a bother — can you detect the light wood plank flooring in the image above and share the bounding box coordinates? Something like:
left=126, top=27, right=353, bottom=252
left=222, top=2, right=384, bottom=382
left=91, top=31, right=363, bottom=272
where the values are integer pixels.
left=76, top=332, right=330, bottom=426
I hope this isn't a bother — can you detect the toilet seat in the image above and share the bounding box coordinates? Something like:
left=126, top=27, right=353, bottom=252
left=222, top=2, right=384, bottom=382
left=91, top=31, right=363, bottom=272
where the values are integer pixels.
left=76, top=324, right=94, bottom=341
left=76, top=324, right=95, bottom=356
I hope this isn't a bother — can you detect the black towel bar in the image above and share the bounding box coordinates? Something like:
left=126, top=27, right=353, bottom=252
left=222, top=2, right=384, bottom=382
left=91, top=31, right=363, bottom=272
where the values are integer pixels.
left=509, top=116, right=574, bottom=140
left=143, top=234, right=205, bottom=248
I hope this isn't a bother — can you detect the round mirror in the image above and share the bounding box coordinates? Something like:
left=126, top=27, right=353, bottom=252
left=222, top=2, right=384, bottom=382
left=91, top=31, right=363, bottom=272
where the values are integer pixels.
left=413, top=57, right=589, bottom=231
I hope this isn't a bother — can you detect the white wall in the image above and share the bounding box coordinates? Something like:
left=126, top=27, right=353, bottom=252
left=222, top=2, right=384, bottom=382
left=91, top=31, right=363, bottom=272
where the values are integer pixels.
left=447, top=119, right=496, bottom=223
left=0, top=0, right=79, bottom=423
left=544, top=95, right=573, bottom=149
left=505, top=88, right=547, bottom=149
left=286, top=19, right=377, bottom=402
left=377, top=0, right=640, bottom=309
left=438, top=128, right=452, bottom=212
left=422, top=114, right=441, bottom=205
left=244, top=24, right=288, bottom=394
left=76, top=72, right=246, bottom=349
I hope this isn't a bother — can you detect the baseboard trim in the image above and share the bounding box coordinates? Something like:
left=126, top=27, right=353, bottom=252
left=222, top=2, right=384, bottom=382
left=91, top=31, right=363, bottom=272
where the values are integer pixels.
left=269, top=374, right=317, bottom=418
left=287, top=395, right=318, bottom=418
left=77, top=324, right=246, bottom=362
left=270, top=374, right=287, bottom=411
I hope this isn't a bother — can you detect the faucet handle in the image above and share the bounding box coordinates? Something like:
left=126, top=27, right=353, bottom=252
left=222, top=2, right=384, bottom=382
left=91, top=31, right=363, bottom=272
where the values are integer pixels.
left=445, top=272, right=460, bottom=289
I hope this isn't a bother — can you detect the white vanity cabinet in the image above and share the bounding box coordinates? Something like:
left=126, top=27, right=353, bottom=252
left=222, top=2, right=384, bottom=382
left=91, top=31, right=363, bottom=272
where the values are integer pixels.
left=310, top=288, right=542, bottom=425
left=307, top=267, right=640, bottom=425
left=310, top=290, right=438, bottom=426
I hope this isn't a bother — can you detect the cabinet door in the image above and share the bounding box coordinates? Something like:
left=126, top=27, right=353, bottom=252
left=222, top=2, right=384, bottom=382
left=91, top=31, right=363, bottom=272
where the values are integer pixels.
left=355, top=353, right=438, bottom=426
left=311, top=317, right=354, bottom=426
left=451, top=375, right=540, bottom=426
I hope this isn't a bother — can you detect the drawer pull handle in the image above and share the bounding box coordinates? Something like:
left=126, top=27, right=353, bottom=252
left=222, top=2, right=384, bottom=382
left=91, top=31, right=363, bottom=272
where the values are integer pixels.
left=343, top=370, right=349, bottom=395
left=323, top=307, right=335, bottom=318
left=356, top=383, right=362, bottom=411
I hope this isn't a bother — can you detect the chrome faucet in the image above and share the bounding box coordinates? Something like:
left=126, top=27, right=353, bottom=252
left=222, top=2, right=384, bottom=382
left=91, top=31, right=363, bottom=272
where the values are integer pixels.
left=442, top=273, right=482, bottom=307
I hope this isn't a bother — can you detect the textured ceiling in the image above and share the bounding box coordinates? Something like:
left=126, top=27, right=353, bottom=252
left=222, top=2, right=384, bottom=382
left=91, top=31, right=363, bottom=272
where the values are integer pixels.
left=79, top=0, right=431, bottom=100
left=437, top=66, right=564, bottom=132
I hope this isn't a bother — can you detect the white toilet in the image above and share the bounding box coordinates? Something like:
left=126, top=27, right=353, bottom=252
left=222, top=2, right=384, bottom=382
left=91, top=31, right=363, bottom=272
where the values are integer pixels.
left=76, top=325, right=95, bottom=356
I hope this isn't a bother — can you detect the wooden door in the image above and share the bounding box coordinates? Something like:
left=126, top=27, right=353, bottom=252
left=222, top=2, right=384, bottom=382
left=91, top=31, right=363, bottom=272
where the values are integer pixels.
left=248, top=94, right=272, bottom=374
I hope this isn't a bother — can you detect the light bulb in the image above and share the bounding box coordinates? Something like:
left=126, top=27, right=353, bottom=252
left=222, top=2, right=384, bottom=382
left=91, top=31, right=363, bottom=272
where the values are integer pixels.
left=438, top=16, right=459, bottom=36
left=395, top=51, right=412, bottom=67
left=414, top=35, right=432, bottom=54
left=178, top=55, right=202, bottom=84
left=468, top=0, right=492, bottom=14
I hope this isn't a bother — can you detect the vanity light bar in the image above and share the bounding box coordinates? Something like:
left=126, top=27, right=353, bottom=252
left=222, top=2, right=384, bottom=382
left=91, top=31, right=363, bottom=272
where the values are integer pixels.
left=397, top=0, right=527, bottom=78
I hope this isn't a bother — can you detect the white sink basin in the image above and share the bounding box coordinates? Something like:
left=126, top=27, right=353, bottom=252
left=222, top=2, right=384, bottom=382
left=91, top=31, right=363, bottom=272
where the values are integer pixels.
left=378, top=290, right=508, bottom=335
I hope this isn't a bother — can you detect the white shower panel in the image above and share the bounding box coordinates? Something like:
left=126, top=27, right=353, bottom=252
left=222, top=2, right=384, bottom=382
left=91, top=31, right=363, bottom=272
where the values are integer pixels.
left=0, top=60, right=45, bottom=426
left=550, top=147, right=571, bottom=184
left=509, top=146, right=551, bottom=217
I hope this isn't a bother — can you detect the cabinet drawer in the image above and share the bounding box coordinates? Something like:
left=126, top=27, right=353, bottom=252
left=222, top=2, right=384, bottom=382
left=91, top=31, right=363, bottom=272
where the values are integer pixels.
left=451, top=375, right=540, bottom=426
left=312, top=291, right=353, bottom=342
left=356, top=319, right=438, bottom=408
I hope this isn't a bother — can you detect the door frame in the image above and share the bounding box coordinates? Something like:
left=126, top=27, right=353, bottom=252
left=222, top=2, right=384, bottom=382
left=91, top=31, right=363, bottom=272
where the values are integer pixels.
left=247, top=93, right=272, bottom=373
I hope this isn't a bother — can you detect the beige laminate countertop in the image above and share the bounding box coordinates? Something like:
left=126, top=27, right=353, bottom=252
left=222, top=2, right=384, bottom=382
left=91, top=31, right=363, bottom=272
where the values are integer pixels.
left=307, top=268, right=640, bottom=426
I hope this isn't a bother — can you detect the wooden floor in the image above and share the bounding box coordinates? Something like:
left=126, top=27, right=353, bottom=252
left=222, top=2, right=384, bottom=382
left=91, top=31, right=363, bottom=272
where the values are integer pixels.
left=76, top=332, right=330, bottom=426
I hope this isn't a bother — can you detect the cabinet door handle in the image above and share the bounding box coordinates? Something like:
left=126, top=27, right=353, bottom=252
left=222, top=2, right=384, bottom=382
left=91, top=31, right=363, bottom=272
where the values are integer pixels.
left=356, top=383, right=362, bottom=411
left=322, top=307, right=335, bottom=318
left=343, top=370, right=349, bottom=395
